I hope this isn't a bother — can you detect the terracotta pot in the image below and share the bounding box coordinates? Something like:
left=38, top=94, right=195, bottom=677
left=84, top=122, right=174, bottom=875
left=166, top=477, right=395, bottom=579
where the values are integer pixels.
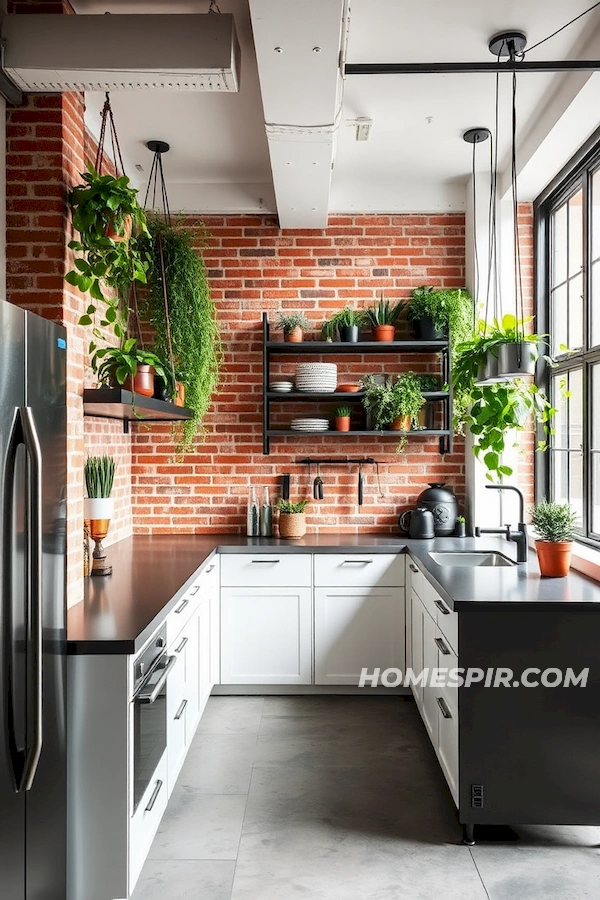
left=390, top=415, right=412, bottom=431
left=105, top=214, right=132, bottom=242
left=335, top=416, right=351, bottom=432
left=536, top=540, right=572, bottom=577
left=124, top=365, right=154, bottom=397
left=174, top=381, right=186, bottom=407
left=373, top=324, right=396, bottom=342
left=278, top=512, right=306, bottom=539
left=284, top=327, right=303, bottom=343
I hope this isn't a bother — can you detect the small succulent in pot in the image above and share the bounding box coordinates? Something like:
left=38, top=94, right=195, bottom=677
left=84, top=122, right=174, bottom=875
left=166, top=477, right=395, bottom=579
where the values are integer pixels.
left=455, top=515, right=466, bottom=538
left=276, top=312, right=311, bottom=343
left=333, top=405, right=352, bottom=432
left=531, top=499, right=577, bottom=578
left=276, top=498, right=310, bottom=539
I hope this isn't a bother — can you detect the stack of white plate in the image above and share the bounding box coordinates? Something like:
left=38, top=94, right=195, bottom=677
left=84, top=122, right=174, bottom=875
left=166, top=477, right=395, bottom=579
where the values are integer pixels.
left=295, top=363, right=337, bottom=393
left=270, top=381, right=294, bottom=392
left=290, top=418, right=330, bottom=432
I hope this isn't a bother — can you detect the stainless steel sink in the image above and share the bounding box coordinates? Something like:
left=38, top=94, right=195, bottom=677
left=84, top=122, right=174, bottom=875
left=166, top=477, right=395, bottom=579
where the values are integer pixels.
left=428, top=551, right=516, bottom=568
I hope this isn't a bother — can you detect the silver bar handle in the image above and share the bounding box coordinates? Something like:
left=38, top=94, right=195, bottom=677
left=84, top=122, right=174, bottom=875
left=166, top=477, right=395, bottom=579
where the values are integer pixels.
left=341, top=559, right=374, bottom=564
left=174, top=699, right=188, bottom=721
left=434, top=637, right=451, bottom=656
left=20, top=407, right=43, bottom=793
left=205, top=564, right=215, bottom=573
left=436, top=696, right=452, bottom=719
left=251, top=559, right=280, bottom=563
left=189, top=586, right=200, bottom=596
left=137, top=655, right=176, bottom=704
left=175, top=598, right=189, bottom=614
left=409, top=563, right=419, bottom=573
left=175, top=636, right=188, bottom=654
left=434, top=598, right=450, bottom=615
left=145, top=779, right=164, bottom=812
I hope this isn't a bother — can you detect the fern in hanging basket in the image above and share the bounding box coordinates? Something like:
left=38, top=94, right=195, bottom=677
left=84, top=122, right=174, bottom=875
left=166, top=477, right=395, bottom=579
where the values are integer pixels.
left=141, top=217, right=222, bottom=451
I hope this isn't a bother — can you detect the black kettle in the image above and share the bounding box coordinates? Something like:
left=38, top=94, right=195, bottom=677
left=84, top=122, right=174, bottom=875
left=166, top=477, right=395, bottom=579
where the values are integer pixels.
left=399, top=507, right=435, bottom=539
left=416, top=483, right=458, bottom=536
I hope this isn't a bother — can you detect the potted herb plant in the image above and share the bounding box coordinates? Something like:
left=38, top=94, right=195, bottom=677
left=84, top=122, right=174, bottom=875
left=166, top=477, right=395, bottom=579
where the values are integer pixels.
left=455, top=515, right=466, bottom=538
left=277, top=498, right=310, bottom=539
left=67, top=165, right=151, bottom=344
left=321, top=307, right=366, bottom=343
left=365, top=294, right=403, bottom=342
left=406, top=285, right=474, bottom=344
left=140, top=218, right=221, bottom=449
left=362, top=372, right=425, bottom=432
left=92, top=338, right=172, bottom=397
left=276, top=312, right=310, bottom=343
left=531, top=499, right=577, bottom=577
left=333, top=405, right=352, bottom=432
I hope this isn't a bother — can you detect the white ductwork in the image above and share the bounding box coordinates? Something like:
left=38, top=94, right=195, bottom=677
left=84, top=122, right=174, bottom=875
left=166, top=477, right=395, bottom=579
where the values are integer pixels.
left=1, top=13, right=240, bottom=92
left=249, top=0, right=346, bottom=228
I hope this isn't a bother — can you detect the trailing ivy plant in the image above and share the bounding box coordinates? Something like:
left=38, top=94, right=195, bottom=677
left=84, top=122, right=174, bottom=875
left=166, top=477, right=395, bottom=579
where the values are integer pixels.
left=452, top=318, right=560, bottom=481
left=67, top=164, right=151, bottom=348
left=141, top=217, right=222, bottom=451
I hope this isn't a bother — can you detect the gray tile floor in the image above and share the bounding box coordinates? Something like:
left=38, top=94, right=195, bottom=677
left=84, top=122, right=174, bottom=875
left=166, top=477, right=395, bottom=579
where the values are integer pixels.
left=133, top=696, right=600, bottom=899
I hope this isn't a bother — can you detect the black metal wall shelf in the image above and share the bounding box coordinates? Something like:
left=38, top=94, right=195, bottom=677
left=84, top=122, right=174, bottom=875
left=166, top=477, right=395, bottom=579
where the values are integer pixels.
left=83, top=388, right=193, bottom=434
left=262, top=312, right=453, bottom=455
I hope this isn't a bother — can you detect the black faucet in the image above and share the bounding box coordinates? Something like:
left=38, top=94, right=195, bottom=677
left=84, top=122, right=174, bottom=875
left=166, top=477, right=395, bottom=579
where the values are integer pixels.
left=474, top=485, right=528, bottom=563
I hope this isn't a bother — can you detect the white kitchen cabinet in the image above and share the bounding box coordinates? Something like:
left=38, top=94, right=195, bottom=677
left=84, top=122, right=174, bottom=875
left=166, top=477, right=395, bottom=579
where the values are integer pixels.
left=421, top=600, right=438, bottom=743
left=221, top=552, right=311, bottom=587
left=220, top=587, right=312, bottom=684
left=167, top=601, right=200, bottom=795
left=410, top=588, right=424, bottom=711
left=314, top=553, right=405, bottom=589
left=314, top=587, right=405, bottom=685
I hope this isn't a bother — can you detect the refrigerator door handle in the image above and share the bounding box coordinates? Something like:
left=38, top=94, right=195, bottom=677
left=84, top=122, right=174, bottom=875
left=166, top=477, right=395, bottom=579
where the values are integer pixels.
left=2, top=408, right=23, bottom=791
left=19, top=407, right=43, bottom=792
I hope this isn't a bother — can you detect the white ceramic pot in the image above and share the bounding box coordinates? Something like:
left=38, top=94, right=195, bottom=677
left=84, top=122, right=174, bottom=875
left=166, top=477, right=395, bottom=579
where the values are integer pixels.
left=84, top=497, right=114, bottom=521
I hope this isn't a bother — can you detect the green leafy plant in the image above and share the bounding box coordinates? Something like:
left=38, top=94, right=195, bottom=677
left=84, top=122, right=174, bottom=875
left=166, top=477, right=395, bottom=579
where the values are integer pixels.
left=92, top=338, right=171, bottom=388
left=452, top=319, right=558, bottom=481
left=321, top=307, right=367, bottom=339
left=140, top=218, right=222, bottom=451
left=456, top=515, right=466, bottom=524
left=406, top=285, right=474, bottom=346
left=334, top=405, right=352, bottom=417
left=67, top=165, right=150, bottom=344
left=365, top=294, right=403, bottom=327
left=276, top=498, right=310, bottom=514
left=84, top=456, right=116, bottom=498
left=276, top=311, right=310, bottom=334
left=362, top=372, right=425, bottom=429
left=531, top=499, right=577, bottom=542
left=415, top=374, right=440, bottom=393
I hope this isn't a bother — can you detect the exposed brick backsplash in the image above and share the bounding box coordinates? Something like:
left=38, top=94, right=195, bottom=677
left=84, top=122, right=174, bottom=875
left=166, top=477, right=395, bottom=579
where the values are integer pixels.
left=131, top=213, right=468, bottom=534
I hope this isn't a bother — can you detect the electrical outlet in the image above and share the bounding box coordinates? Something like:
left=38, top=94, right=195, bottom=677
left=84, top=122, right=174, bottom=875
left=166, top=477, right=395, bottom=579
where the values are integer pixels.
left=471, top=784, right=484, bottom=808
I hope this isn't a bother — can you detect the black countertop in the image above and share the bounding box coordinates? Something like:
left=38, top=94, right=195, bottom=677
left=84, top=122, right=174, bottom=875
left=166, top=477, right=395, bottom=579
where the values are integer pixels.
left=68, top=533, right=600, bottom=655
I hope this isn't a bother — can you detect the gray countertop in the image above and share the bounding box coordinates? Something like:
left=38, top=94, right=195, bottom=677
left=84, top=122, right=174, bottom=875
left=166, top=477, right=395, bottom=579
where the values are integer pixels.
left=67, top=533, right=600, bottom=655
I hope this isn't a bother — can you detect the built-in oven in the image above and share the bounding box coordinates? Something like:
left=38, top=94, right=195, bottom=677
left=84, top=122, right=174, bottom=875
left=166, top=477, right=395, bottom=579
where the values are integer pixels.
left=131, top=625, right=176, bottom=814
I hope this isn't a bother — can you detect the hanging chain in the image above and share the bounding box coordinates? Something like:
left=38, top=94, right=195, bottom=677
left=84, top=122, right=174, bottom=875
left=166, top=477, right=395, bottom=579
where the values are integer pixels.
left=208, top=0, right=222, bottom=12
left=94, top=92, right=126, bottom=176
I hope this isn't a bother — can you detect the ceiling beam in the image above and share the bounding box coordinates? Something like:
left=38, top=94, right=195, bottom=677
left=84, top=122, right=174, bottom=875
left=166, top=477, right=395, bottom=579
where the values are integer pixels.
left=249, top=0, right=346, bottom=229
left=345, top=60, right=600, bottom=76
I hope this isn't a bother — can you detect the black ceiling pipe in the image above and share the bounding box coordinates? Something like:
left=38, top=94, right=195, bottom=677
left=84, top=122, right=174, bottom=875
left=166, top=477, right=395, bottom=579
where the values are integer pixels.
left=344, top=60, right=600, bottom=76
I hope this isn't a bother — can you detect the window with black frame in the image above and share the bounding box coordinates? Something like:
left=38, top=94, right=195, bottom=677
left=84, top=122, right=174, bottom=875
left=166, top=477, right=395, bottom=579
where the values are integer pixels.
left=538, top=144, right=600, bottom=547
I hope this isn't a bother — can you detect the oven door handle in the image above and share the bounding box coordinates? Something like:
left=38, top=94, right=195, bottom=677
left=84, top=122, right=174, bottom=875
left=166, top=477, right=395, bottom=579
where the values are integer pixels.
left=136, top=655, right=177, bottom=704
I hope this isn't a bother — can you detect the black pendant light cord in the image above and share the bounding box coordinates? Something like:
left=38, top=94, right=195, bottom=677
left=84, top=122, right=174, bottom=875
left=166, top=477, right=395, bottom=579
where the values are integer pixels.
left=471, top=140, right=479, bottom=328
left=511, top=70, right=525, bottom=344
left=524, top=1, right=600, bottom=55
left=483, top=67, right=502, bottom=335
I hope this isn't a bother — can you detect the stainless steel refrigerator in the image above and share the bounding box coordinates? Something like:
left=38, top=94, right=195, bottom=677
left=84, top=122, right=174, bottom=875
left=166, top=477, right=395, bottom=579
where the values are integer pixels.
left=0, top=298, right=67, bottom=899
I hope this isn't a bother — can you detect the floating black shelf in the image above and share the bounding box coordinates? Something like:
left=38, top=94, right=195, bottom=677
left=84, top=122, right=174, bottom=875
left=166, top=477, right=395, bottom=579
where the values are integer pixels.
left=266, top=339, right=448, bottom=354
left=262, top=312, right=453, bottom=455
left=83, top=388, right=193, bottom=434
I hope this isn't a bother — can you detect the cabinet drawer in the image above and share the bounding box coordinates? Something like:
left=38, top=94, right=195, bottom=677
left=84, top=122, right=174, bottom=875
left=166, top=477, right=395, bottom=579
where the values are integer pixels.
left=432, top=592, right=458, bottom=655
left=406, top=557, right=425, bottom=599
left=436, top=699, right=459, bottom=806
left=314, top=554, right=404, bottom=588
left=129, top=753, right=168, bottom=892
left=166, top=588, right=200, bottom=646
left=220, top=553, right=311, bottom=587
left=201, top=556, right=219, bottom=590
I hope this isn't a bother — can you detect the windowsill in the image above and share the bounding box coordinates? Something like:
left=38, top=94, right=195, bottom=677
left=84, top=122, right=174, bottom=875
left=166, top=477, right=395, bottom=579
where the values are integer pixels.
left=528, top=535, right=600, bottom=584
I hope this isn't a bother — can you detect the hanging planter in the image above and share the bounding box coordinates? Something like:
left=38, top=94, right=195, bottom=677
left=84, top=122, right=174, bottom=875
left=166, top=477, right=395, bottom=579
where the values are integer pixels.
left=496, top=340, right=537, bottom=378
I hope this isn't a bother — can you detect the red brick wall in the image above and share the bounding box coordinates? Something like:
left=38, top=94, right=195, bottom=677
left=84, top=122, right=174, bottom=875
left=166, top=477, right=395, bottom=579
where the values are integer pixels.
left=131, top=214, right=467, bottom=534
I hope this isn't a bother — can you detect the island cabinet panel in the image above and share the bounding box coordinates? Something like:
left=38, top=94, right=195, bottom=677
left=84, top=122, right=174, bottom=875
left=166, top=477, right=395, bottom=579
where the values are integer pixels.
left=458, top=607, right=600, bottom=826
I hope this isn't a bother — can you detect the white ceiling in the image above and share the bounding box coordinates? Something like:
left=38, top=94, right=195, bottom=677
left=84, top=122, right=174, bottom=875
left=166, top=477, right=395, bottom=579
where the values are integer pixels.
left=72, top=0, right=600, bottom=222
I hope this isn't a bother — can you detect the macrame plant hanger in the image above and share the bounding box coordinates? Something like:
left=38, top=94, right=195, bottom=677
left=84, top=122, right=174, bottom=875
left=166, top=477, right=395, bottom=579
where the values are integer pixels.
left=94, top=92, right=145, bottom=348
left=143, top=140, right=176, bottom=390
